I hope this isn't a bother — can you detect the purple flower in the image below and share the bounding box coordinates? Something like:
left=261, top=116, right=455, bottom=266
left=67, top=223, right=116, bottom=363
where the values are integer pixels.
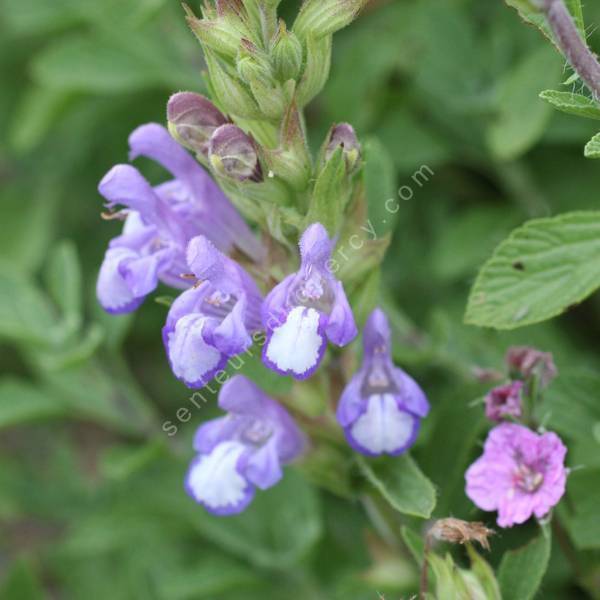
left=96, top=123, right=263, bottom=314
left=186, top=375, right=306, bottom=515
left=261, top=223, right=357, bottom=379
left=336, top=308, right=429, bottom=456
left=485, top=381, right=523, bottom=422
left=465, top=423, right=568, bottom=528
left=163, top=236, right=263, bottom=388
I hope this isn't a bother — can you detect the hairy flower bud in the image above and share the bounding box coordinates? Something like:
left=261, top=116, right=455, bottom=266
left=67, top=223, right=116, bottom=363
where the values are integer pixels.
left=184, top=4, right=245, bottom=60
left=271, top=21, right=303, bottom=82
left=209, top=124, right=261, bottom=181
left=167, top=92, right=228, bottom=155
left=237, top=39, right=287, bottom=119
left=293, top=0, right=368, bottom=40
left=325, top=123, right=361, bottom=172
left=204, top=51, right=261, bottom=119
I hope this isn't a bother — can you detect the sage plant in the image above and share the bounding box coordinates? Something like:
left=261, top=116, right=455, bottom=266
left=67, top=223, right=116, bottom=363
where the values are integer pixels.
left=94, top=0, right=584, bottom=595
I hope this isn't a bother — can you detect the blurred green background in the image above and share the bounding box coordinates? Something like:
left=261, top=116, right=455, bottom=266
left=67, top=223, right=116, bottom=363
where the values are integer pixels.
left=1, top=0, right=600, bottom=598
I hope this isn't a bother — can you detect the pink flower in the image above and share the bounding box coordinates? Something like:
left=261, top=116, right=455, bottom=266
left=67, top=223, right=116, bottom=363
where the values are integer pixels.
left=485, top=381, right=523, bottom=422
left=465, top=424, right=567, bottom=528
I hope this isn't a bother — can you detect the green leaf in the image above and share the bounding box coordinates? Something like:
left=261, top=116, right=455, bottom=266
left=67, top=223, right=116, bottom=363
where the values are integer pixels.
left=0, top=263, right=58, bottom=346
left=45, top=240, right=83, bottom=337
left=584, top=132, right=600, bottom=158
left=357, top=454, right=436, bottom=518
left=401, top=526, right=425, bottom=563
left=0, top=378, right=65, bottom=429
left=498, top=526, right=551, bottom=600
left=363, top=137, right=397, bottom=237
left=465, top=211, right=600, bottom=329
left=306, top=147, right=348, bottom=235
left=539, top=90, right=600, bottom=121
left=487, top=45, right=560, bottom=161
left=427, top=553, right=471, bottom=600
left=466, top=544, right=502, bottom=600
left=0, top=187, right=57, bottom=273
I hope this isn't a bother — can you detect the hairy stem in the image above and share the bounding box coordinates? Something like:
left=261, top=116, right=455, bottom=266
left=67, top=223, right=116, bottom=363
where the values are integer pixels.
left=541, top=0, right=600, bottom=99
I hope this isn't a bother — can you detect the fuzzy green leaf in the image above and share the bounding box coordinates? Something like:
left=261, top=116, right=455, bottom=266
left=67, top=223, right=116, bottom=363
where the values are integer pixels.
left=584, top=132, right=600, bottom=158
left=465, top=211, right=600, bottom=329
left=540, top=90, right=600, bottom=120
left=357, top=454, right=436, bottom=518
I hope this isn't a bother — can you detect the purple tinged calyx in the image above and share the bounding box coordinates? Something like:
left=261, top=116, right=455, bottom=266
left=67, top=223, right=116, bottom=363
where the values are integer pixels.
left=167, top=92, right=228, bottom=155
left=209, top=124, right=262, bottom=182
left=325, top=123, right=361, bottom=172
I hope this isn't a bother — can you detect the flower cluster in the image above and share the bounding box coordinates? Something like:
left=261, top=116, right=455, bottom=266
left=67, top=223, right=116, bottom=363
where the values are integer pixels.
left=95, top=0, right=437, bottom=516
left=465, top=346, right=567, bottom=527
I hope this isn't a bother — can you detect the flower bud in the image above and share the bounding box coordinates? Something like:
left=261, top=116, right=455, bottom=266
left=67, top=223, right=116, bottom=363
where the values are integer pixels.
left=271, top=21, right=303, bottom=82
left=237, top=39, right=287, bottom=119
left=204, top=50, right=261, bottom=119
left=209, top=124, right=261, bottom=182
left=325, top=123, right=361, bottom=172
left=505, top=346, right=557, bottom=389
left=484, top=381, right=523, bottom=422
left=184, top=5, right=244, bottom=60
left=167, top=92, right=228, bottom=155
left=293, top=0, right=368, bottom=40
